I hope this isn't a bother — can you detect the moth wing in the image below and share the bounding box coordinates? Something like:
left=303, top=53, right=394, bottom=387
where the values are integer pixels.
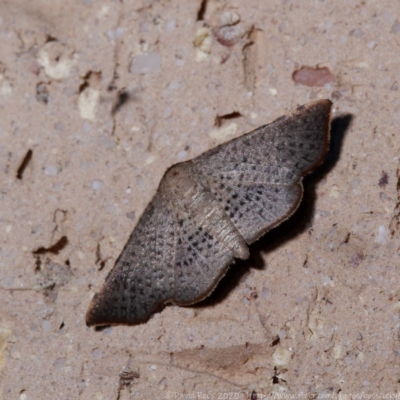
left=86, top=186, right=236, bottom=326
left=86, top=192, right=176, bottom=326
left=193, top=99, right=332, bottom=243
left=171, top=209, right=235, bottom=305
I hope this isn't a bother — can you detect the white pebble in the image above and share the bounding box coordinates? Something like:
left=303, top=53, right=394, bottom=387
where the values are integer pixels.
left=177, top=150, right=187, bottom=160
left=261, top=287, right=271, bottom=299
left=272, top=346, right=291, bottom=366
left=209, top=122, right=237, bottom=140
left=375, top=225, right=388, bottom=245
left=44, top=165, right=58, bottom=176
left=78, top=87, right=99, bottom=121
left=91, top=180, right=104, bottom=190
left=42, top=320, right=52, bottom=331
left=130, top=52, right=161, bottom=74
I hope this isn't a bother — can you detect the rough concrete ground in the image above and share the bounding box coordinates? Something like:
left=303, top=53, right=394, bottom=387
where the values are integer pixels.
left=1, top=0, right=400, bottom=398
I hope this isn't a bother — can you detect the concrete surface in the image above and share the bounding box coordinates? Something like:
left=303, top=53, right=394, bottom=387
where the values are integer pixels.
left=1, top=0, right=400, bottom=398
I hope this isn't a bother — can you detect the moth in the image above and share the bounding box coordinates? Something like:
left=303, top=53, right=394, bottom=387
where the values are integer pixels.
left=86, top=99, right=332, bottom=326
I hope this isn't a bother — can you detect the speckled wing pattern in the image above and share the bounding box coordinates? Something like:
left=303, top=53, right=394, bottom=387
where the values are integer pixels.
left=86, top=193, right=176, bottom=325
left=172, top=212, right=235, bottom=305
left=86, top=99, right=332, bottom=326
left=193, top=100, right=332, bottom=243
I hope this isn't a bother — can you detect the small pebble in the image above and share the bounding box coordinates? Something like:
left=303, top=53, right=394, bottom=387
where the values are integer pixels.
left=42, top=320, right=52, bottom=331
left=126, top=211, right=135, bottom=221
left=91, top=180, right=104, bottom=190
left=292, top=66, right=336, bottom=87
left=44, top=165, right=58, bottom=176
left=130, top=52, right=161, bottom=74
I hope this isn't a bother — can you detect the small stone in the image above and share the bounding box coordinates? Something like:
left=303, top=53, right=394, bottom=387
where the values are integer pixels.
left=193, top=27, right=212, bottom=62
left=44, top=165, right=58, bottom=176
left=37, top=41, right=78, bottom=80
left=349, top=29, right=364, bottom=38
left=208, top=122, right=238, bottom=140
left=272, top=346, right=292, bottom=366
left=36, top=83, right=49, bottom=104
left=130, top=52, right=161, bottom=74
left=212, top=10, right=248, bottom=46
left=91, top=348, right=102, bottom=359
left=78, top=87, right=100, bottom=121
left=0, top=73, right=13, bottom=96
left=292, top=66, right=336, bottom=87
left=261, top=286, right=270, bottom=299
left=91, top=180, right=104, bottom=190
left=53, top=357, right=66, bottom=369
left=375, top=225, right=388, bottom=245
left=42, top=320, right=52, bottom=331
left=126, top=211, right=136, bottom=221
